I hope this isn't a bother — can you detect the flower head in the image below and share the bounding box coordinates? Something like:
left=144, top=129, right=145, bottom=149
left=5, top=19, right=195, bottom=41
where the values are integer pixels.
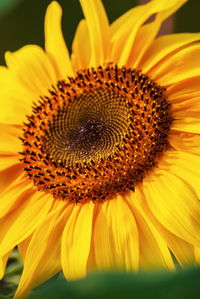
left=1, top=0, right=200, bottom=297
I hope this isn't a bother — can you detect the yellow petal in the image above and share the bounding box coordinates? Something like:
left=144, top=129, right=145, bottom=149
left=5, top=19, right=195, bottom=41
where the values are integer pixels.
left=167, top=76, right=200, bottom=102
left=110, top=0, right=186, bottom=38
left=18, top=200, right=64, bottom=261
left=130, top=1, right=189, bottom=68
left=134, top=188, right=196, bottom=266
left=61, top=201, right=94, bottom=280
left=147, top=43, right=200, bottom=85
left=0, top=157, right=23, bottom=200
left=161, top=150, right=200, bottom=199
left=18, top=234, right=32, bottom=262
left=79, top=0, right=110, bottom=66
left=194, top=247, right=200, bottom=264
left=131, top=22, right=162, bottom=69
left=0, top=124, right=22, bottom=155
left=71, top=20, right=90, bottom=72
left=0, top=191, right=53, bottom=258
left=0, top=251, right=11, bottom=280
left=110, top=0, right=187, bottom=66
left=15, top=201, right=71, bottom=299
left=93, top=195, right=139, bottom=271
left=125, top=190, right=174, bottom=269
left=0, top=68, right=31, bottom=124
left=169, top=131, right=200, bottom=155
left=0, top=153, right=21, bottom=171
left=0, top=178, right=31, bottom=218
left=0, top=91, right=30, bottom=125
left=5, top=45, right=57, bottom=98
left=44, top=1, right=74, bottom=78
left=0, top=66, right=10, bottom=83
left=164, top=234, right=195, bottom=266
left=141, top=32, right=200, bottom=73
left=171, top=97, right=200, bottom=134
left=143, top=167, right=200, bottom=247
left=156, top=228, right=196, bottom=267
left=0, top=163, right=23, bottom=196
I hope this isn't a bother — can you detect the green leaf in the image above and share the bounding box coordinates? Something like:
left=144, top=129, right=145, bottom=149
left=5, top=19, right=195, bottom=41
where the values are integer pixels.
left=30, top=268, right=200, bottom=299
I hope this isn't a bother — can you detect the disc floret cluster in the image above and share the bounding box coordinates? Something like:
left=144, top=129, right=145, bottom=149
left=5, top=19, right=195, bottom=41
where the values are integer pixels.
left=20, top=64, right=172, bottom=202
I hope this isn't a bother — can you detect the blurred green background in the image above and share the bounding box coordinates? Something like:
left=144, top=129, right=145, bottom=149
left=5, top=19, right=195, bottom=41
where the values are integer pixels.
left=29, top=269, right=200, bottom=299
left=0, top=0, right=200, bottom=65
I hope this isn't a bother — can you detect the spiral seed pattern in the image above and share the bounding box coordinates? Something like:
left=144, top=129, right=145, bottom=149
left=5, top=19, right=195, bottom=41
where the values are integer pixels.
left=44, top=88, right=129, bottom=167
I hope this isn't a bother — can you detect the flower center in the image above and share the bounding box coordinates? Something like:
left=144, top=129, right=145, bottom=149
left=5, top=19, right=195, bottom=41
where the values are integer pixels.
left=20, top=64, right=172, bottom=202
left=44, top=87, right=129, bottom=167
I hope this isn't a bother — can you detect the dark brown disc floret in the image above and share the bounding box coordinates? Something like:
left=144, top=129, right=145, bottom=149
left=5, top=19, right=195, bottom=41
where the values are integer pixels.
left=20, top=64, right=172, bottom=202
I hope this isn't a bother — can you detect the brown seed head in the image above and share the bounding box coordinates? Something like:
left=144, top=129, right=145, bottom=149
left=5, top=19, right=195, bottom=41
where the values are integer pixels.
left=20, top=64, right=172, bottom=202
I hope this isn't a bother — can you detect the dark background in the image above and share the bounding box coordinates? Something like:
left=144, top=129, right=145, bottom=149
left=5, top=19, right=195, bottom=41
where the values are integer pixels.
left=0, top=0, right=199, bottom=65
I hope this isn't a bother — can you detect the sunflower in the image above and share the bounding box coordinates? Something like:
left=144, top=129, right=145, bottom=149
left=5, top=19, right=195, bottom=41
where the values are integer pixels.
left=1, top=0, right=200, bottom=297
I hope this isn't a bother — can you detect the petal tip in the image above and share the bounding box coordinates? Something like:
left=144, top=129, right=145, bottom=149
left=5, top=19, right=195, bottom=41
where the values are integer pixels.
left=48, top=0, right=62, bottom=11
left=45, top=1, right=63, bottom=22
